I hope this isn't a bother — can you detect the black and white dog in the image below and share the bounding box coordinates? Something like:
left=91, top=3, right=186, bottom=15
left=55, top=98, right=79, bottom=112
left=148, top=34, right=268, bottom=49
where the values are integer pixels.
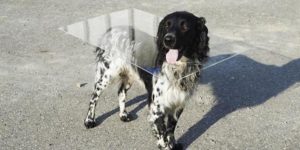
left=84, top=11, right=209, bottom=150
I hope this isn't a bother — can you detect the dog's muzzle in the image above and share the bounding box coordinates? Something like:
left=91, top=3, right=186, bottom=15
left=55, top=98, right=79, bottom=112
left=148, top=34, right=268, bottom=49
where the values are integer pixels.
left=163, top=33, right=176, bottom=48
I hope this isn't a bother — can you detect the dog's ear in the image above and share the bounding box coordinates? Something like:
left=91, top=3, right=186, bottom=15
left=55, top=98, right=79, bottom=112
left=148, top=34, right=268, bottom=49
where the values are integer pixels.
left=156, top=18, right=167, bottom=51
left=197, top=17, right=208, bottom=49
left=196, top=17, right=209, bottom=62
left=155, top=18, right=167, bottom=67
left=197, top=17, right=206, bottom=30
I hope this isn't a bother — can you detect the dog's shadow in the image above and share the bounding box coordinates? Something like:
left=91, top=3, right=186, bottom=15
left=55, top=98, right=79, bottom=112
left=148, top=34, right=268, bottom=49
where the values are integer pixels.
left=94, top=94, right=147, bottom=126
left=92, top=53, right=300, bottom=149
left=178, top=54, right=300, bottom=148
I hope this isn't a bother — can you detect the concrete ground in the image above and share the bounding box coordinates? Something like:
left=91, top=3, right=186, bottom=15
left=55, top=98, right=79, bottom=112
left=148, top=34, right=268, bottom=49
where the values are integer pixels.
left=1, top=0, right=300, bottom=149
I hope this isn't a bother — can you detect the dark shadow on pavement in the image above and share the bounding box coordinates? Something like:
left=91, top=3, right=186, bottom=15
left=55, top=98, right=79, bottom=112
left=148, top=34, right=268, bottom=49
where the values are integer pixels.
left=178, top=54, right=300, bottom=148
left=94, top=94, right=147, bottom=126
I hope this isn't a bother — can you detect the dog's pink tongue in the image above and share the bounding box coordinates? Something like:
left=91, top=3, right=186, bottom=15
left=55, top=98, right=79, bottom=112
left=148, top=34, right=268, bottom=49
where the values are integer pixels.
left=166, top=49, right=179, bottom=64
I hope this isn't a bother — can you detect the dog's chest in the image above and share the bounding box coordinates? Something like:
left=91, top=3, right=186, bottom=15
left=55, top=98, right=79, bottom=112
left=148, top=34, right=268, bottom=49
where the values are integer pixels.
left=153, top=63, right=198, bottom=109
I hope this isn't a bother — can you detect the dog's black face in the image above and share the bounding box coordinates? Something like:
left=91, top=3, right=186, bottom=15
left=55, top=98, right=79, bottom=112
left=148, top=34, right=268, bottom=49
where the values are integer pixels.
left=162, top=12, right=197, bottom=50
left=156, top=11, right=209, bottom=66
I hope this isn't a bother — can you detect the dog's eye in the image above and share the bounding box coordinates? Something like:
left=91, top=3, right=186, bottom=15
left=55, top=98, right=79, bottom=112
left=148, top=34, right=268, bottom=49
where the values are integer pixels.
left=165, top=21, right=171, bottom=28
left=180, top=21, right=188, bottom=32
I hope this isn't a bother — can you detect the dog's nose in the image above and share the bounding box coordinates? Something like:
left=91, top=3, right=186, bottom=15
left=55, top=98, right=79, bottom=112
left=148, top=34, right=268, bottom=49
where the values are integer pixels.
left=164, top=33, right=176, bottom=47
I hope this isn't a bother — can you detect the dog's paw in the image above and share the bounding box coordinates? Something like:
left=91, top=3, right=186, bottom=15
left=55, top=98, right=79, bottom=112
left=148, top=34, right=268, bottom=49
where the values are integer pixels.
left=119, top=111, right=132, bottom=122
left=84, top=118, right=96, bottom=128
left=157, top=138, right=167, bottom=149
left=157, top=136, right=182, bottom=150
left=158, top=143, right=182, bottom=150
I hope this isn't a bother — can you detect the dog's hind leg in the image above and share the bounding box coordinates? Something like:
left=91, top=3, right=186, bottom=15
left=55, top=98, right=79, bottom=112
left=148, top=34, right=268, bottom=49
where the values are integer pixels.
left=84, top=61, right=111, bottom=128
left=117, top=74, right=132, bottom=121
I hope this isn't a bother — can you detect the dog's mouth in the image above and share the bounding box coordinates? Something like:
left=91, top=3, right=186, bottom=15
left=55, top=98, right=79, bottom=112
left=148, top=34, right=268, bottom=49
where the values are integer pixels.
left=166, top=49, right=180, bottom=64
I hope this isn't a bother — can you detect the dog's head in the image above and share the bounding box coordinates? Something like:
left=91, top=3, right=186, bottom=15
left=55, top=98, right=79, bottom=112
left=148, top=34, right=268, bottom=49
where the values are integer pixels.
left=156, top=11, right=209, bottom=66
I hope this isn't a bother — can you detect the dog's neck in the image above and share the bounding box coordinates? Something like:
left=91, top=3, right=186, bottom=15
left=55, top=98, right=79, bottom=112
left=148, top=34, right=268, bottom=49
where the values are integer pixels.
left=161, top=56, right=200, bottom=91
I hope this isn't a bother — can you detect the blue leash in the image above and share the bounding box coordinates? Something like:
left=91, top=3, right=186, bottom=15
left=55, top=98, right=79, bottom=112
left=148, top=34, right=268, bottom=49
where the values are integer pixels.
left=144, top=67, right=161, bottom=74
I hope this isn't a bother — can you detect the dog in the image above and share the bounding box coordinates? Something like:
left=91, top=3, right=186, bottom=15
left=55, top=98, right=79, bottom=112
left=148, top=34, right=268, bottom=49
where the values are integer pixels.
left=84, top=11, right=209, bottom=150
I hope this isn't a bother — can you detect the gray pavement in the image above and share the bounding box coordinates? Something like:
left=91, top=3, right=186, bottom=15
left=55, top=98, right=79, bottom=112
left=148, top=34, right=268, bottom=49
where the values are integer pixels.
left=0, top=0, right=300, bottom=149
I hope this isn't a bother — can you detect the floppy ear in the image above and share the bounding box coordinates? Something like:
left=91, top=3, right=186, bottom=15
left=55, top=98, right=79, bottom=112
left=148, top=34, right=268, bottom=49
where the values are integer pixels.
left=156, top=18, right=167, bottom=51
left=197, top=17, right=206, bottom=30
left=155, top=18, right=167, bottom=67
left=196, top=17, right=209, bottom=62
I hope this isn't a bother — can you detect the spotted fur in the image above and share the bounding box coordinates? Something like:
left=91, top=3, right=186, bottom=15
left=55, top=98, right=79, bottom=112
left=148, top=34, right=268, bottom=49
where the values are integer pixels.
left=83, top=11, right=209, bottom=150
left=84, top=27, right=147, bottom=127
left=148, top=11, right=209, bottom=150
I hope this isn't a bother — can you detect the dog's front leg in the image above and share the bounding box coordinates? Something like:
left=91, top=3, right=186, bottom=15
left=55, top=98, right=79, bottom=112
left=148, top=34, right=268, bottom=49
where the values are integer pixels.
left=149, top=79, right=169, bottom=149
left=149, top=101, right=167, bottom=149
left=165, top=108, right=184, bottom=149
